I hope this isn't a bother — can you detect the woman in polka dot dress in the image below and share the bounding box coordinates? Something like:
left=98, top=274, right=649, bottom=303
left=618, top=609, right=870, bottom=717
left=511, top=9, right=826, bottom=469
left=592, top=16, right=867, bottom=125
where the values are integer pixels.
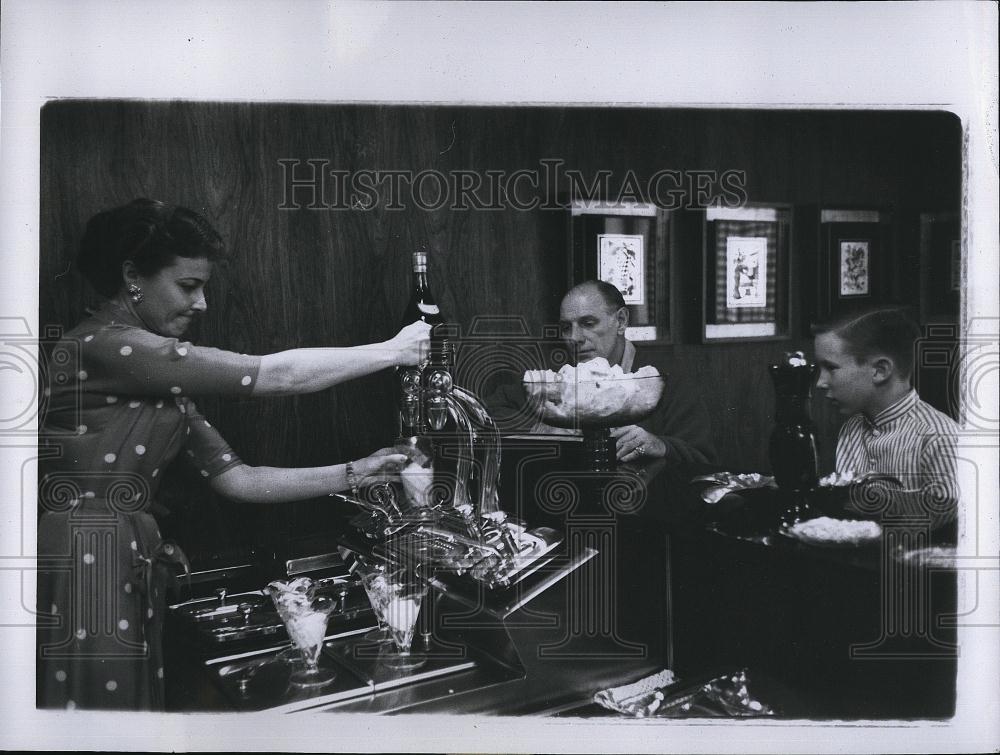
left=37, top=199, right=430, bottom=710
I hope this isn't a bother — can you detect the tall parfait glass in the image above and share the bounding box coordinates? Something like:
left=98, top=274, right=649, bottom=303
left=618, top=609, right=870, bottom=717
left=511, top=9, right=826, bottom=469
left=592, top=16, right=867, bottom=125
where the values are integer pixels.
left=266, top=583, right=337, bottom=688
left=380, top=567, right=429, bottom=671
left=356, top=560, right=393, bottom=644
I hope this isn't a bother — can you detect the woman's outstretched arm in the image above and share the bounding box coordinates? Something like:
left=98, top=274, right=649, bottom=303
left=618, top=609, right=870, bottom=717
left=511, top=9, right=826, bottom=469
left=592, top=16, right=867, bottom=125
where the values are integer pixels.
left=209, top=448, right=408, bottom=503
left=252, top=321, right=430, bottom=396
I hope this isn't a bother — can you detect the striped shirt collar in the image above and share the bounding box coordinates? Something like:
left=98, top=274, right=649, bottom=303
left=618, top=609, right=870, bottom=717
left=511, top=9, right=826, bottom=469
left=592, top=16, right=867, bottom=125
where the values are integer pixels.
left=868, top=389, right=919, bottom=428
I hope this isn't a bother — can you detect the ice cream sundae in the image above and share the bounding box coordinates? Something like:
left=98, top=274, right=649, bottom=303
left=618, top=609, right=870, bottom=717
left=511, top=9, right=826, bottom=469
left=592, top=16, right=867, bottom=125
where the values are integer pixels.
left=265, top=577, right=336, bottom=686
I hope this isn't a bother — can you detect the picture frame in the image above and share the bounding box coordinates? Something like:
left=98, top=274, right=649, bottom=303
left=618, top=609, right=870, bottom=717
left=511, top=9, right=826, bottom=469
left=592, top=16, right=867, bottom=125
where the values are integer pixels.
left=702, top=204, right=792, bottom=342
left=817, top=208, right=893, bottom=320
left=598, top=233, right=645, bottom=305
left=569, top=198, right=675, bottom=343
left=838, top=240, right=871, bottom=297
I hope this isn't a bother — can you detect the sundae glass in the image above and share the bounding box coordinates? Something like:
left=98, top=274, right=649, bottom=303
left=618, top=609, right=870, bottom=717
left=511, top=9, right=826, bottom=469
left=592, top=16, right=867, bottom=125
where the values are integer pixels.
left=266, top=577, right=311, bottom=665
left=396, top=435, right=440, bottom=522
left=379, top=567, right=429, bottom=670
left=266, top=579, right=337, bottom=688
left=400, top=459, right=434, bottom=510
left=356, top=560, right=393, bottom=644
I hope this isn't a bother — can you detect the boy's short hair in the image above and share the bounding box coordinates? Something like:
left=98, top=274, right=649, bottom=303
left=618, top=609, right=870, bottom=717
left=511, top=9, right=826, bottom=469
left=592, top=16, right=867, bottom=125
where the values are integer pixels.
left=812, top=308, right=922, bottom=379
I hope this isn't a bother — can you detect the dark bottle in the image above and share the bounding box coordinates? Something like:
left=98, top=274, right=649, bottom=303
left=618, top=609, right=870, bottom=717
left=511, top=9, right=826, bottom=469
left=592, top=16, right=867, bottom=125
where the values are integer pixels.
left=401, top=250, right=444, bottom=330
left=768, top=357, right=819, bottom=493
left=399, top=250, right=445, bottom=437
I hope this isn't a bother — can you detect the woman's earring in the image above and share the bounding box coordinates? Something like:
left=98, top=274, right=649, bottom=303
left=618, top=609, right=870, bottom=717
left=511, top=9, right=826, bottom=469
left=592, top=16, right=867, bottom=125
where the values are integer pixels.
left=127, top=283, right=144, bottom=305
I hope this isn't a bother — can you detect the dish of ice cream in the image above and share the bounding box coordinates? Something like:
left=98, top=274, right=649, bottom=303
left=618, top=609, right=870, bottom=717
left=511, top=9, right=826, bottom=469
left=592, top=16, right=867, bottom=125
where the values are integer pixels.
left=784, top=516, right=881, bottom=546
left=384, top=594, right=423, bottom=649
left=265, top=577, right=335, bottom=667
left=523, top=358, right=664, bottom=428
left=284, top=611, right=329, bottom=663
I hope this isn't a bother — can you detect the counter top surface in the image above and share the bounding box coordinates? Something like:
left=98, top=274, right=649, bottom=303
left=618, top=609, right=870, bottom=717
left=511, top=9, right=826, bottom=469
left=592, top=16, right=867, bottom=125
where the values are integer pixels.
left=165, top=458, right=957, bottom=719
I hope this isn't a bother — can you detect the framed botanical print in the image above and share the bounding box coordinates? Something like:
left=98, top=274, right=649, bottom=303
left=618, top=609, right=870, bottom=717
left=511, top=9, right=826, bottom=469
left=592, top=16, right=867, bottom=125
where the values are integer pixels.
left=702, top=204, right=792, bottom=341
left=598, top=233, right=645, bottom=305
left=817, top=208, right=893, bottom=320
left=838, top=240, right=871, bottom=296
left=569, top=198, right=675, bottom=343
left=725, top=236, right=769, bottom=308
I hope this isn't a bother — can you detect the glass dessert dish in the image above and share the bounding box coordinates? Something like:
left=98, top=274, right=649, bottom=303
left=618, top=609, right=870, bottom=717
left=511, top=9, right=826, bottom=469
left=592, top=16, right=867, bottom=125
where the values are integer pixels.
left=378, top=567, right=429, bottom=671
left=524, top=363, right=665, bottom=470
left=524, top=373, right=665, bottom=429
left=266, top=580, right=337, bottom=688
left=356, top=560, right=393, bottom=644
left=265, top=577, right=312, bottom=665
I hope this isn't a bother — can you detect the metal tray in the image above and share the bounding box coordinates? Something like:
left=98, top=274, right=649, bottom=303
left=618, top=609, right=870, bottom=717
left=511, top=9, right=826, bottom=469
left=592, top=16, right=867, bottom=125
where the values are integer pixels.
left=170, top=579, right=375, bottom=647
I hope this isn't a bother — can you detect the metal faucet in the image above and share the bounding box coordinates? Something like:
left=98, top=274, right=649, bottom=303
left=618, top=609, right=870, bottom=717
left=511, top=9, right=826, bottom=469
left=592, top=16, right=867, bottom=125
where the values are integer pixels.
left=437, top=385, right=522, bottom=560
left=389, top=337, right=530, bottom=572
left=402, top=341, right=502, bottom=521
left=450, top=386, right=501, bottom=518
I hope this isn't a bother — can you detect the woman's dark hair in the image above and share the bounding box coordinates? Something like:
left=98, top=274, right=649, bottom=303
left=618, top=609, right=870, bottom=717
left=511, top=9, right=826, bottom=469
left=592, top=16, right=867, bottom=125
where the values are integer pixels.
left=77, top=198, right=225, bottom=297
left=812, top=307, right=922, bottom=379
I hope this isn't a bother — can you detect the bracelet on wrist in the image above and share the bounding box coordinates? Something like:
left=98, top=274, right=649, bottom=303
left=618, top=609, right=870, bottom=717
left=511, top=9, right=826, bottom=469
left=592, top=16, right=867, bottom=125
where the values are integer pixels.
left=346, top=461, right=360, bottom=497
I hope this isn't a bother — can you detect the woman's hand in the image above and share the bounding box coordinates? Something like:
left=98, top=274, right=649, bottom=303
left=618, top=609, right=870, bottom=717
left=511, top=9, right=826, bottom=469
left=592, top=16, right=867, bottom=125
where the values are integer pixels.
left=610, top=425, right=666, bottom=462
left=387, top=321, right=432, bottom=367
left=354, top=447, right=409, bottom=486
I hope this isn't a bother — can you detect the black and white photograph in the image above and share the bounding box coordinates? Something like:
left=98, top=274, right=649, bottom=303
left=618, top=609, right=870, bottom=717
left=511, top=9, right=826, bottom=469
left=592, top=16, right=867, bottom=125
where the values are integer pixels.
left=1, top=2, right=997, bottom=753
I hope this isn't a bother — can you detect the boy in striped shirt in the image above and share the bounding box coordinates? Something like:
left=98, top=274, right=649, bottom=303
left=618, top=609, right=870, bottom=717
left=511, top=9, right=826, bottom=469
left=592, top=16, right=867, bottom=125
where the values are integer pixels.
left=813, top=308, right=960, bottom=533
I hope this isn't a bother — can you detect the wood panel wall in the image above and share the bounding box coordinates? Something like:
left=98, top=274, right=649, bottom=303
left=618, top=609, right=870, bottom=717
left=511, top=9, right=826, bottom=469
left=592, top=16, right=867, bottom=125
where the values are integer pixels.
left=38, top=102, right=961, bottom=566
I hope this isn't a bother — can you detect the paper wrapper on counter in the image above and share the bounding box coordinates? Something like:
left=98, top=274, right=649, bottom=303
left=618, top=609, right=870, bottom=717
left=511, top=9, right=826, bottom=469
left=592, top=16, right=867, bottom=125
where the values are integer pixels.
left=593, top=668, right=677, bottom=716
left=594, top=668, right=774, bottom=718
left=691, top=472, right=777, bottom=504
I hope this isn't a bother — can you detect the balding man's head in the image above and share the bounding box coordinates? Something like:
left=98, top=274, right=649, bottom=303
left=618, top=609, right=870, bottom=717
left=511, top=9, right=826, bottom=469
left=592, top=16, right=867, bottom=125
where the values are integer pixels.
left=559, top=280, right=628, bottom=365
left=565, top=280, right=627, bottom=312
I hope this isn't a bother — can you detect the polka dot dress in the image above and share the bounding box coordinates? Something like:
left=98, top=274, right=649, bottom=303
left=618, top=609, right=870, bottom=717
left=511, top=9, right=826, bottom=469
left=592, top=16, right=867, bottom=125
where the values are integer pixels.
left=37, top=301, right=261, bottom=711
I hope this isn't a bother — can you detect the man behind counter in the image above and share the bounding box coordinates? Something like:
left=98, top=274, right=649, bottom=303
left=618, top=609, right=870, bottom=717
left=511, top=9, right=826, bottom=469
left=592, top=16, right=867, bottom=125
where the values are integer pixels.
left=486, top=280, right=716, bottom=468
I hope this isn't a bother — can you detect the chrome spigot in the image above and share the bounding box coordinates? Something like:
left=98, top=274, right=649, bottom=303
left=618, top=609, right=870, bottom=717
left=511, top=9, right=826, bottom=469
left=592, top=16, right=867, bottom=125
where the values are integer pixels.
left=393, top=338, right=506, bottom=547
left=400, top=367, right=423, bottom=431
left=425, top=367, right=453, bottom=430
